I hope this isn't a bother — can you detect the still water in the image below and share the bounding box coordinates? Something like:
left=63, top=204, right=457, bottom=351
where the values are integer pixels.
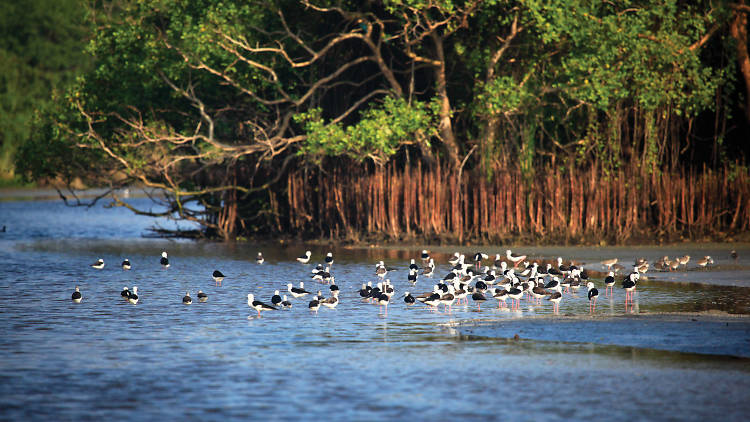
left=1, top=197, right=749, bottom=421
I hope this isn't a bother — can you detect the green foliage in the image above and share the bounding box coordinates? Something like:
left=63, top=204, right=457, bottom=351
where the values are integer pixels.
left=1, top=0, right=89, bottom=179
left=296, top=97, right=439, bottom=163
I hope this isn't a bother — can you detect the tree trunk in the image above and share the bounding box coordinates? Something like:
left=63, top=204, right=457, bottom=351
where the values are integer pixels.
left=431, top=32, right=461, bottom=170
left=731, top=2, right=750, bottom=122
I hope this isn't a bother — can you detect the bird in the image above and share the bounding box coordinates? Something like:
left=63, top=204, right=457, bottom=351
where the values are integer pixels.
left=473, top=252, right=489, bottom=270
left=71, top=286, right=82, bottom=303
left=404, top=291, right=416, bottom=306
left=507, top=286, right=523, bottom=310
left=376, top=292, right=390, bottom=316
left=408, top=259, right=419, bottom=272
left=420, top=250, right=430, bottom=264
left=471, top=291, right=487, bottom=311
left=90, top=259, right=105, bottom=270
left=320, top=293, right=339, bottom=309
left=197, top=290, right=208, bottom=302
left=271, top=290, right=282, bottom=307
left=281, top=295, right=293, bottom=308
left=308, top=297, right=321, bottom=313
left=506, top=249, right=526, bottom=267
left=329, top=281, right=340, bottom=296
left=696, top=256, right=713, bottom=269
left=182, top=292, right=192, bottom=305
left=256, top=252, right=265, bottom=264
left=160, top=251, right=170, bottom=268
left=120, top=286, right=130, bottom=299
left=324, top=252, right=334, bottom=266
left=297, top=250, right=312, bottom=264
left=247, top=293, right=277, bottom=317
left=408, top=269, right=418, bottom=285
left=287, top=283, right=310, bottom=298
left=121, top=259, right=131, bottom=270
left=128, top=286, right=139, bottom=304
left=604, top=271, right=615, bottom=297
left=677, top=255, right=690, bottom=267
left=212, top=270, right=225, bottom=286
left=600, top=258, right=617, bottom=269
left=622, top=277, right=636, bottom=308
left=587, top=282, right=598, bottom=313
left=731, top=250, right=738, bottom=261
left=493, top=288, right=508, bottom=308
left=547, top=291, right=562, bottom=314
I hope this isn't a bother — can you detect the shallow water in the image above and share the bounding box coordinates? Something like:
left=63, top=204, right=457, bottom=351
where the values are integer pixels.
left=1, top=197, right=750, bottom=421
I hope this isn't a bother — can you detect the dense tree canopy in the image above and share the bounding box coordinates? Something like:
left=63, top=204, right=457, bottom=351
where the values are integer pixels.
left=14, top=0, right=750, bottom=240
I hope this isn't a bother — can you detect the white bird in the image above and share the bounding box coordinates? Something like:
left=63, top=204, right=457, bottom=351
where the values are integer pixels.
left=506, top=250, right=526, bottom=267
left=256, top=252, right=265, bottom=264
left=90, top=259, right=104, bottom=270
left=297, top=251, right=312, bottom=264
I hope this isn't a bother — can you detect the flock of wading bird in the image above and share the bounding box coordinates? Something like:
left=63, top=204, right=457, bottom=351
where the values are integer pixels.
left=70, top=248, right=740, bottom=317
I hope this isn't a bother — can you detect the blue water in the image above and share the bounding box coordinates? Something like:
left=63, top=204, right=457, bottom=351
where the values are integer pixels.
left=1, top=197, right=749, bottom=421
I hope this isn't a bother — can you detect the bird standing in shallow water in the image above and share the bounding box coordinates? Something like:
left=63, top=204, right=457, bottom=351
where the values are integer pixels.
left=160, top=252, right=170, bottom=269
left=182, top=292, right=192, bottom=305
left=247, top=294, right=277, bottom=317
left=604, top=271, right=615, bottom=297
left=213, top=270, right=225, bottom=286
left=71, top=286, right=82, bottom=303
left=731, top=250, right=738, bottom=261
left=587, top=282, right=598, bottom=313
left=256, top=252, right=264, bottom=264
left=197, top=291, right=208, bottom=302
left=121, top=259, right=131, bottom=270
left=121, top=286, right=130, bottom=299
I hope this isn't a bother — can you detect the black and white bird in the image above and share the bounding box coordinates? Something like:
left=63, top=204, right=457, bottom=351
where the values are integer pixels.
left=247, top=293, right=277, bottom=317
left=324, top=252, right=334, bottom=266
left=420, top=250, right=430, bottom=264
left=182, top=292, right=192, bottom=305
left=197, top=290, right=208, bottom=302
left=471, top=291, right=487, bottom=311
left=121, top=259, right=131, bottom=270
left=473, top=252, right=489, bottom=270
left=604, top=271, right=615, bottom=297
left=587, top=282, right=598, bottom=313
left=71, top=286, right=82, bottom=303
left=90, top=259, right=105, bottom=270
left=408, top=269, right=418, bottom=285
left=308, top=297, right=321, bottom=313
left=256, top=252, right=265, bottom=265
left=547, top=291, right=562, bottom=314
left=281, top=295, right=293, bottom=308
left=731, top=250, right=738, bottom=261
left=120, top=286, right=130, bottom=299
left=160, top=251, right=170, bottom=268
left=212, top=270, right=225, bottom=286
left=128, top=286, right=139, bottom=304
left=271, top=290, right=282, bottom=307
left=404, top=291, right=416, bottom=306
left=297, top=250, right=312, bottom=264
left=287, top=283, right=310, bottom=299
left=329, top=282, right=340, bottom=296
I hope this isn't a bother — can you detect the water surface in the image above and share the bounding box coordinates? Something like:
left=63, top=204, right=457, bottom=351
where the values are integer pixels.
left=1, top=197, right=749, bottom=421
